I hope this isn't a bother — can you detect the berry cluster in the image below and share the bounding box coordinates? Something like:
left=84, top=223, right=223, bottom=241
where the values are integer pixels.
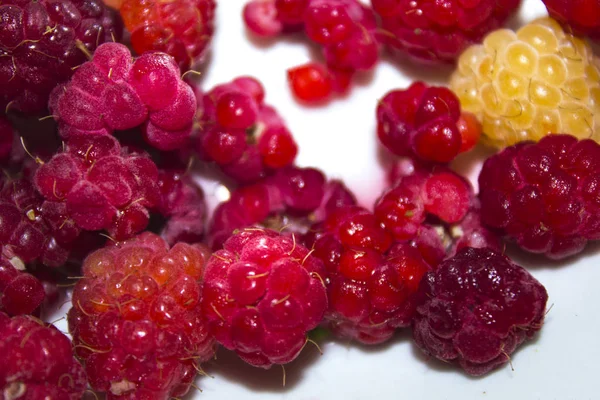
left=195, top=76, right=298, bottom=182
left=50, top=42, right=197, bottom=151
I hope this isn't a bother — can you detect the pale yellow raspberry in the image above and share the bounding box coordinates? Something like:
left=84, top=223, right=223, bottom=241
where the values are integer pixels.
left=450, top=18, right=600, bottom=148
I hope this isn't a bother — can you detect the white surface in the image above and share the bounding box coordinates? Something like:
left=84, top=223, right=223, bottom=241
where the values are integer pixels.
left=57, top=0, right=600, bottom=398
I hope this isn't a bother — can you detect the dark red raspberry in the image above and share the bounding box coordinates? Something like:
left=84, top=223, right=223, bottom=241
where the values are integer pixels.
left=0, top=116, right=14, bottom=162
left=68, top=232, right=214, bottom=399
left=0, top=0, right=122, bottom=114
left=201, top=228, right=328, bottom=368
left=373, top=0, right=521, bottom=64
left=120, top=0, right=216, bottom=71
left=50, top=42, right=197, bottom=151
left=377, top=82, right=481, bottom=164
left=34, top=134, right=160, bottom=241
left=0, top=312, right=86, bottom=398
left=305, top=205, right=434, bottom=344
left=209, top=165, right=356, bottom=249
left=0, top=256, right=45, bottom=316
left=478, top=134, right=600, bottom=259
left=413, top=247, right=548, bottom=376
left=542, top=0, right=600, bottom=39
left=195, top=76, right=299, bottom=182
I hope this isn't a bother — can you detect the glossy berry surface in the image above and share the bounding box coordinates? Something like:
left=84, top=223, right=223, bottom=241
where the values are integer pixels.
left=542, top=0, right=600, bottom=39
left=450, top=18, right=600, bottom=147
left=287, top=63, right=333, bottom=103
left=0, top=312, right=87, bottom=399
left=0, top=0, right=122, bottom=114
left=120, top=0, right=216, bottom=71
left=373, top=0, right=521, bottom=64
left=201, top=228, right=328, bottom=368
left=479, top=134, right=600, bottom=259
left=68, top=232, right=214, bottom=399
left=413, top=247, right=548, bottom=376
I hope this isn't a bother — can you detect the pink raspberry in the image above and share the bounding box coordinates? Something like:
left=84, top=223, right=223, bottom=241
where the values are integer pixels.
left=201, top=228, right=328, bottom=368
left=0, top=0, right=123, bottom=114
left=34, top=134, right=160, bottom=241
left=479, top=134, right=600, bottom=259
left=50, top=42, right=196, bottom=151
left=413, top=247, right=548, bottom=376
left=0, top=312, right=86, bottom=398
left=68, top=232, right=214, bottom=399
left=373, top=0, right=521, bottom=64
left=0, top=256, right=45, bottom=316
left=195, top=76, right=298, bottom=182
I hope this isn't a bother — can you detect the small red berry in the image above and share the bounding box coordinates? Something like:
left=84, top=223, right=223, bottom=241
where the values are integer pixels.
left=287, top=63, right=333, bottom=103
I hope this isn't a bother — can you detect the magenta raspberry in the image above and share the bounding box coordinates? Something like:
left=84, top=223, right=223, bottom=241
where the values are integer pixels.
left=201, top=228, right=328, bottom=368
left=50, top=42, right=197, bottom=150
left=413, top=247, right=548, bottom=376
left=0, top=0, right=122, bottom=114
left=372, top=0, right=521, bottom=64
left=68, top=232, right=214, bottom=399
left=479, top=134, right=600, bottom=259
left=0, top=312, right=86, bottom=398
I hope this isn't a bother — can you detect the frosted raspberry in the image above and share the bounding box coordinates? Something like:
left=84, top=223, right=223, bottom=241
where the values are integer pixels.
left=450, top=18, right=600, bottom=148
left=195, top=76, right=298, bottom=182
left=34, top=134, right=160, bottom=241
left=0, top=313, right=86, bottom=398
left=68, top=232, right=214, bottom=399
left=479, top=134, right=600, bottom=259
left=372, top=0, right=520, bottom=64
left=120, top=0, right=216, bottom=71
left=0, top=0, right=122, bottom=114
left=209, top=165, right=356, bottom=249
left=542, top=0, right=600, bottom=39
left=413, top=247, right=548, bottom=376
left=201, top=228, right=327, bottom=368
left=50, top=42, right=196, bottom=151
left=0, top=256, right=45, bottom=316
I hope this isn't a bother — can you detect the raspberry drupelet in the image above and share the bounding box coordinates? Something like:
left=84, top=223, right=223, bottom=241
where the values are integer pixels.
left=120, top=0, right=216, bottom=71
left=372, top=0, right=521, bottom=65
left=0, top=0, right=122, bottom=115
left=450, top=18, right=600, bottom=147
left=50, top=42, right=197, bottom=151
left=195, top=76, right=299, bottom=183
left=413, top=247, right=548, bottom=376
left=68, top=232, right=214, bottom=399
left=0, top=312, right=87, bottom=398
left=479, top=134, right=600, bottom=259
left=34, top=134, right=160, bottom=241
left=201, top=228, right=328, bottom=368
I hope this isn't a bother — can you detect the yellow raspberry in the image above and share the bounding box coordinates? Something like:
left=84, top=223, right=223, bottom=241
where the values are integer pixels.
left=450, top=18, right=600, bottom=148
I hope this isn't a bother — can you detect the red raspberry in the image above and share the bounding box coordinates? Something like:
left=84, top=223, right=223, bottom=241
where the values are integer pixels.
left=50, top=42, right=197, bottom=151
left=542, top=0, right=600, bottom=39
left=0, top=312, right=86, bottom=398
left=201, top=228, right=328, bottom=368
left=34, top=135, right=160, bottom=241
left=120, top=0, right=216, bottom=71
left=209, top=165, right=356, bottom=249
left=373, top=0, right=521, bottom=64
left=195, top=76, right=299, bottom=182
left=377, top=82, right=481, bottom=164
left=0, top=0, right=122, bottom=114
left=413, top=247, right=548, bottom=376
left=0, top=256, right=45, bottom=316
left=68, top=232, right=214, bottom=399
left=479, top=134, right=600, bottom=259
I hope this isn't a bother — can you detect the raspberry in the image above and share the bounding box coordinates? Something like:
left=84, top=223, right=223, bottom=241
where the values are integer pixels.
left=372, top=0, right=520, bottom=64
left=306, top=206, right=433, bottom=344
left=195, top=77, right=299, bottom=182
left=377, top=82, right=482, bottom=163
left=542, top=0, right=600, bottom=39
left=413, top=247, right=548, bottom=376
left=209, top=165, right=356, bottom=249
left=450, top=18, right=600, bottom=148
left=201, top=228, right=328, bottom=368
left=34, top=134, right=160, bottom=241
left=120, top=0, right=216, bottom=71
left=0, top=312, right=87, bottom=398
left=68, top=232, right=214, bottom=399
left=0, top=0, right=122, bottom=114
left=0, top=256, right=45, bottom=316
left=478, top=134, right=600, bottom=259
left=50, top=42, right=196, bottom=151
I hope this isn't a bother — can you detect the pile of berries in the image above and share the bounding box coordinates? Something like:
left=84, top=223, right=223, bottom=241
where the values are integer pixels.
left=3, top=0, right=600, bottom=398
